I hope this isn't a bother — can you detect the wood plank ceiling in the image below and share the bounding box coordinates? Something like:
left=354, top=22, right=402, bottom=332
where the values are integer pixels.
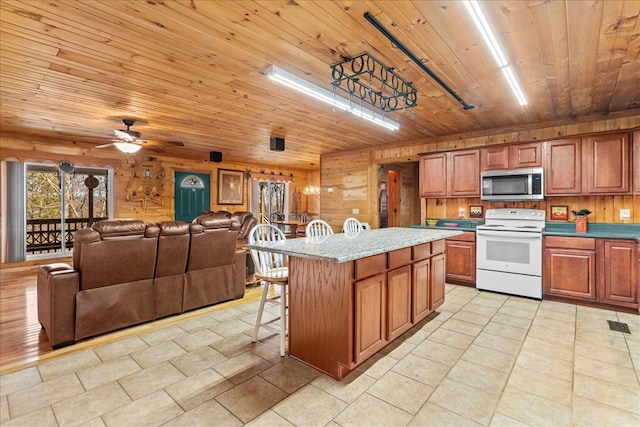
left=1, top=0, right=639, bottom=170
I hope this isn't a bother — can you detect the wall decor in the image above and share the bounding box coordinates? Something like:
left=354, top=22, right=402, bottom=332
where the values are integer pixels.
left=469, top=205, right=483, bottom=218
left=218, top=168, right=244, bottom=205
left=126, top=157, right=164, bottom=209
left=551, top=205, right=569, bottom=221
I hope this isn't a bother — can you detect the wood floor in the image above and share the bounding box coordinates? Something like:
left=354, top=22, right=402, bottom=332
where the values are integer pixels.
left=0, top=264, right=263, bottom=375
left=0, top=265, right=51, bottom=370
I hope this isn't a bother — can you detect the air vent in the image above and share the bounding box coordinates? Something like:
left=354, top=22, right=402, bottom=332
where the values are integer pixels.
left=607, top=320, right=631, bottom=334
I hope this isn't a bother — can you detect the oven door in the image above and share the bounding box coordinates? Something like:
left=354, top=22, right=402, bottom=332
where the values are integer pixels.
left=476, top=229, right=542, bottom=276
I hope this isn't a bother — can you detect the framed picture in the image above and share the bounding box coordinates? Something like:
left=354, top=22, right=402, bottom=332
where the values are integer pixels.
left=217, top=168, right=244, bottom=205
left=469, top=205, right=483, bottom=218
left=551, top=205, right=568, bottom=221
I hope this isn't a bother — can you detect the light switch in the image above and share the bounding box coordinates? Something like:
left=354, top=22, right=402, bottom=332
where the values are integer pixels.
left=352, top=208, right=360, bottom=215
left=620, top=209, right=631, bottom=220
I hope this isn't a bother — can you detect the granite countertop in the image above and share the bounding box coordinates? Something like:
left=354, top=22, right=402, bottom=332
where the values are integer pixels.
left=543, top=222, right=640, bottom=242
left=246, top=227, right=463, bottom=263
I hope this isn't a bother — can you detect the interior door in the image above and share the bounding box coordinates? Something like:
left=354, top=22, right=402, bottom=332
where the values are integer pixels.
left=174, top=171, right=210, bottom=222
left=387, top=170, right=401, bottom=227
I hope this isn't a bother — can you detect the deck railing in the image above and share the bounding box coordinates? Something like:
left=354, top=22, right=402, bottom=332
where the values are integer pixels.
left=26, top=217, right=107, bottom=254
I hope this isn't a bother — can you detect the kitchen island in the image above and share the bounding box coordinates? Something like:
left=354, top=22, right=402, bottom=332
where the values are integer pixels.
left=247, top=227, right=462, bottom=380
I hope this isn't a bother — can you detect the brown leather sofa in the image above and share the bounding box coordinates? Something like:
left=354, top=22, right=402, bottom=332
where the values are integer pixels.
left=197, top=210, right=258, bottom=243
left=37, top=217, right=245, bottom=348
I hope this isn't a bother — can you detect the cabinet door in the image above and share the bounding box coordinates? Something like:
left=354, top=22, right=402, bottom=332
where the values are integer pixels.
left=481, top=146, right=510, bottom=171
left=600, top=240, right=637, bottom=306
left=419, top=154, right=447, bottom=197
left=445, top=240, right=476, bottom=284
left=583, top=133, right=630, bottom=194
left=430, top=253, right=446, bottom=309
left=544, top=139, right=582, bottom=195
left=412, top=259, right=431, bottom=323
left=510, top=142, right=542, bottom=168
left=449, top=150, right=480, bottom=196
left=632, top=131, right=639, bottom=194
left=388, top=266, right=412, bottom=341
left=543, top=248, right=596, bottom=300
left=354, top=273, right=387, bottom=364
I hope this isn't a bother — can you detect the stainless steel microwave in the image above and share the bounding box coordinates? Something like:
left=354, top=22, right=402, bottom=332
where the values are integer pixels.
left=481, top=168, right=544, bottom=201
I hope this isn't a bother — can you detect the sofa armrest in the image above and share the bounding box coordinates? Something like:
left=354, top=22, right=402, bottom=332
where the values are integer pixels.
left=37, top=263, right=80, bottom=347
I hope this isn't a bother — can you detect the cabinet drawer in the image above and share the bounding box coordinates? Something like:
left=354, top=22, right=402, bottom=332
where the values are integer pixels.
left=446, top=231, right=476, bottom=242
left=412, top=243, right=431, bottom=261
left=544, top=236, right=596, bottom=250
left=432, top=239, right=445, bottom=255
left=389, top=247, right=412, bottom=270
left=354, top=253, right=387, bottom=281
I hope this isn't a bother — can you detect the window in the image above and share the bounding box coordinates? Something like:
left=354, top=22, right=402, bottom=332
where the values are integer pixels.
left=249, top=179, right=289, bottom=224
left=2, top=161, right=113, bottom=262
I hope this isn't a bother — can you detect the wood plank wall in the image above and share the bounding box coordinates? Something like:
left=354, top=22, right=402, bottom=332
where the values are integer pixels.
left=0, top=135, right=316, bottom=230
left=322, top=112, right=640, bottom=227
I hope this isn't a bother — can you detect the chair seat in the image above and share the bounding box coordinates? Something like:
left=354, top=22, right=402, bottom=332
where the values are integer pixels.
left=255, top=267, right=288, bottom=283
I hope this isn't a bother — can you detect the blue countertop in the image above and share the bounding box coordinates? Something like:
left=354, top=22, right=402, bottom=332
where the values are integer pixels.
left=413, top=219, right=484, bottom=232
left=414, top=219, right=640, bottom=241
left=246, top=227, right=463, bottom=263
left=543, top=222, right=640, bottom=241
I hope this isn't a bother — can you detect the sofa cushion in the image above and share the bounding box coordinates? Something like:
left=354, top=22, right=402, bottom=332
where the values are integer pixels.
left=75, top=221, right=159, bottom=290
left=193, top=212, right=231, bottom=229
left=92, top=219, right=147, bottom=237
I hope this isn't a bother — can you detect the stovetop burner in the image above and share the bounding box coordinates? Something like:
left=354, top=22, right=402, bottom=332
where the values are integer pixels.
left=477, top=208, right=546, bottom=232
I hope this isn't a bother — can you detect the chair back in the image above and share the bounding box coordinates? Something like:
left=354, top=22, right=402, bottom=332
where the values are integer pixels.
left=306, top=219, right=334, bottom=237
left=342, top=217, right=363, bottom=233
left=248, top=224, right=288, bottom=276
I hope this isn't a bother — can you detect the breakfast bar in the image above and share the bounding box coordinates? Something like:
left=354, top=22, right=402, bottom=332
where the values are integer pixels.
left=248, top=227, right=462, bottom=380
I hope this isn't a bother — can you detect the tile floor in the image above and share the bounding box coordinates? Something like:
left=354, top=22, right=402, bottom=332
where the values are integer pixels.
left=1, top=284, right=639, bottom=426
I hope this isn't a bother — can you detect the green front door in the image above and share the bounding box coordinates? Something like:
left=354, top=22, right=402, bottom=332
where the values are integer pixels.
left=174, top=171, right=210, bottom=222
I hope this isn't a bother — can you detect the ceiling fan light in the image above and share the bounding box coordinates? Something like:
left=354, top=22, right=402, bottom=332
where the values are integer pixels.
left=114, top=142, right=142, bottom=153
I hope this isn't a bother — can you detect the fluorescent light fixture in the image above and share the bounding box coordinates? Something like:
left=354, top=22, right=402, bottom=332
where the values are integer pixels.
left=266, top=65, right=399, bottom=131
left=114, top=142, right=142, bottom=153
left=463, top=0, right=528, bottom=106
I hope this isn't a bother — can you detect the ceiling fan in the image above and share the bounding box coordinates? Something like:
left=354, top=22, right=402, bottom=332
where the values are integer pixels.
left=96, top=119, right=184, bottom=153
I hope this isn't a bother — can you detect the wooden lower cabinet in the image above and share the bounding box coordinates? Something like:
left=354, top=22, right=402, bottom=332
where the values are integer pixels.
left=387, top=265, right=412, bottom=341
left=543, top=237, right=597, bottom=300
left=445, top=231, right=476, bottom=285
left=599, top=239, right=638, bottom=308
left=288, top=238, right=447, bottom=379
left=412, top=259, right=431, bottom=322
left=430, top=253, right=446, bottom=309
left=543, top=236, right=638, bottom=311
left=354, top=273, right=387, bottom=364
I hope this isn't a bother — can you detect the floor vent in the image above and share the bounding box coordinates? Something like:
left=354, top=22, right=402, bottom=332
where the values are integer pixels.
left=607, top=320, right=631, bottom=334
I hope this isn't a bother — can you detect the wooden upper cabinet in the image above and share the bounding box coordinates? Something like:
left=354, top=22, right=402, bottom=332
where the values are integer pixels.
left=481, top=145, right=510, bottom=171
left=481, top=142, right=541, bottom=171
left=448, top=149, right=480, bottom=197
left=419, top=153, right=447, bottom=197
left=582, top=133, right=630, bottom=194
left=510, top=142, right=542, bottom=169
left=633, top=131, right=640, bottom=194
left=544, top=139, right=582, bottom=195
left=419, top=149, right=480, bottom=198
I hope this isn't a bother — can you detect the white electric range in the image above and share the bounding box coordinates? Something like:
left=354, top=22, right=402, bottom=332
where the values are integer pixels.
left=476, top=208, right=546, bottom=299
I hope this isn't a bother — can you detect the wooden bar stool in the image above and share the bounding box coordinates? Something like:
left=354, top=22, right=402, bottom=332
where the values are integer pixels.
left=248, top=224, right=289, bottom=356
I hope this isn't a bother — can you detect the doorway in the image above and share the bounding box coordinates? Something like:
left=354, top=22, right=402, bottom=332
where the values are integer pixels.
left=174, top=171, right=210, bottom=222
left=378, top=162, right=420, bottom=228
